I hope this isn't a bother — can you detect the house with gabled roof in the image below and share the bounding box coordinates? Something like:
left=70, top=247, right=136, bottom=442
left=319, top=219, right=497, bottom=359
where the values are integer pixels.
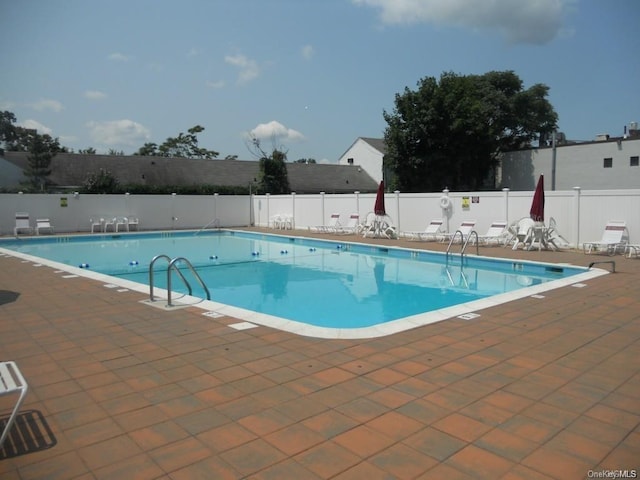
left=0, top=151, right=379, bottom=194
left=338, top=137, right=386, bottom=184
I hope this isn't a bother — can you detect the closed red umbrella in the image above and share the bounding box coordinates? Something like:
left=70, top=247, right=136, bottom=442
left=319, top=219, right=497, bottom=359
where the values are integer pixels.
left=374, top=181, right=386, bottom=216
left=530, top=174, right=545, bottom=223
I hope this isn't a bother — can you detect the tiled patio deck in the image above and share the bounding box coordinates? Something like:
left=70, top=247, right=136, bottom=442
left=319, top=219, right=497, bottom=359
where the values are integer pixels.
left=1, top=229, right=639, bottom=479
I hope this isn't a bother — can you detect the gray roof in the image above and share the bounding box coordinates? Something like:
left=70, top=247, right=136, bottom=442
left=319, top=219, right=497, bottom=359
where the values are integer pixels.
left=2, top=152, right=378, bottom=194
left=360, top=137, right=387, bottom=155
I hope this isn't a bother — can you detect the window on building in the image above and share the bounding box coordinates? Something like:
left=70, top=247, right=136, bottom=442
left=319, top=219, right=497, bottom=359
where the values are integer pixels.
left=603, top=157, right=613, bottom=168
left=347, top=158, right=354, bottom=165
left=631, top=156, right=639, bottom=167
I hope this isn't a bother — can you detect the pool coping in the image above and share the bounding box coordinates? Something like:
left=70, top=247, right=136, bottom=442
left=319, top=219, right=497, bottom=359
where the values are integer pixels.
left=0, top=229, right=610, bottom=339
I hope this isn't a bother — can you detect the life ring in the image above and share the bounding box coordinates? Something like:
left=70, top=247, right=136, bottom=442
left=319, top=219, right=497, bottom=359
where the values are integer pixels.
left=439, top=195, right=451, bottom=210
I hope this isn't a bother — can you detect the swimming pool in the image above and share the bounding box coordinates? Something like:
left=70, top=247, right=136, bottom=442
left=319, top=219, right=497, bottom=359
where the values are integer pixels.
left=0, top=230, right=607, bottom=338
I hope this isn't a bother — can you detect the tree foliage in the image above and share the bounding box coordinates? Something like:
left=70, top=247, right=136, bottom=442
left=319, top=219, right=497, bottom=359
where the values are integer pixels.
left=84, top=168, right=120, bottom=194
left=23, top=133, right=62, bottom=191
left=135, top=125, right=218, bottom=159
left=246, top=135, right=291, bottom=194
left=383, top=71, right=558, bottom=192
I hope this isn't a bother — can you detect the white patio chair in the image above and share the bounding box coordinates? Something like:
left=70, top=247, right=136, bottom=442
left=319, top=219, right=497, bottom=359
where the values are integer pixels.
left=127, top=217, right=140, bottom=231
left=90, top=217, right=105, bottom=233
left=0, top=361, right=29, bottom=448
left=115, top=217, right=128, bottom=232
left=13, top=212, right=33, bottom=235
left=104, top=217, right=118, bottom=232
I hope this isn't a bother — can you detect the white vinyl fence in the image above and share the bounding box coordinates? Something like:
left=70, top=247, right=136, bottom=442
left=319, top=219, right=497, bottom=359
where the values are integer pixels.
left=1, top=189, right=639, bottom=248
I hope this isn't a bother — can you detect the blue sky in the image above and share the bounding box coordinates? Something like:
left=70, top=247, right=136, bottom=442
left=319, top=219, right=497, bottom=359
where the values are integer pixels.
left=1, top=0, right=639, bottom=162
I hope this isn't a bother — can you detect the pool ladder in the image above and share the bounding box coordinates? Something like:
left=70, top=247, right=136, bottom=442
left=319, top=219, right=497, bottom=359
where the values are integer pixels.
left=149, top=254, right=211, bottom=307
left=446, top=230, right=479, bottom=259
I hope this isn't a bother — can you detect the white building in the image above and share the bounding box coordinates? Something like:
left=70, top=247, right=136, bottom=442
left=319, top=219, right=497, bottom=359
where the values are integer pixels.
left=338, top=137, right=386, bottom=184
left=338, top=130, right=640, bottom=191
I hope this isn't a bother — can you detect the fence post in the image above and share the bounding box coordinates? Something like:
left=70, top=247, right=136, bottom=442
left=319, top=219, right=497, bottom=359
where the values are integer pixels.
left=291, top=192, right=296, bottom=229
left=394, top=190, right=401, bottom=231
left=266, top=193, right=270, bottom=228
left=573, top=186, right=581, bottom=248
left=354, top=191, right=360, bottom=219
left=502, top=188, right=510, bottom=225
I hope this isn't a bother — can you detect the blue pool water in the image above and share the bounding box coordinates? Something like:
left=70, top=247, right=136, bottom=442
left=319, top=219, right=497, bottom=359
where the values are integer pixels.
left=0, top=230, right=590, bottom=330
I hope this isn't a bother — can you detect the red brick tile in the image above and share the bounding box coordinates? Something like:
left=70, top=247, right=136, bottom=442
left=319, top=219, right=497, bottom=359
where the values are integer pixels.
left=334, top=425, right=396, bottom=458
left=92, top=453, right=164, bottom=480
left=522, top=446, right=592, bottom=479
left=369, top=442, right=437, bottom=479
left=218, top=438, right=287, bottom=477
left=78, top=434, right=143, bottom=470
left=476, top=428, right=539, bottom=462
left=301, top=409, right=359, bottom=438
left=446, top=444, right=515, bottom=478
left=404, top=426, right=466, bottom=461
left=294, top=441, right=360, bottom=478
left=366, top=411, right=424, bottom=441
left=264, top=423, right=325, bottom=455
left=148, top=437, right=212, bottom=473
left=129, top=420, right=190, bottom=450
left=433, top=412, right=493, bottom=442
left=196, top=421, right=257, bottom=452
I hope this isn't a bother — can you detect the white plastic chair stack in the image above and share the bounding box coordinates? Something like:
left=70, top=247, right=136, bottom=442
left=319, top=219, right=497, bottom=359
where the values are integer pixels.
left=0, top=361, right=29, bottom=448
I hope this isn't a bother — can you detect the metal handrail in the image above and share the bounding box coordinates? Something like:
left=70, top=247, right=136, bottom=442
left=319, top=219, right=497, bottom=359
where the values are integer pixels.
left=446, top=230, right=464, bottom=257
left=194, top=218, right=220, bottom=235
left=446, top=230, right=479, bottom=259
left=167, top=257, right=211, bottom=306
left=462, top=231, right=479, bottom=256
left=149, top=254, right=211, bottom=305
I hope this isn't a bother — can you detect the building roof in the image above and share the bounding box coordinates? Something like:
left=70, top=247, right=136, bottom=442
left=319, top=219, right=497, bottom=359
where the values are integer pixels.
left=360, top=137, right=387, bottom=154
left=1, top=152, right=379, bottom=194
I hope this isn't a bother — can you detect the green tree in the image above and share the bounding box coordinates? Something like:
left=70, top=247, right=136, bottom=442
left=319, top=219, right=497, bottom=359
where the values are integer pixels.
left=0, top=111, right=19, bottom=149
left=294, top=158, right=316, bottom=164
left=247, top=136, right=290, bottom=194
left=23, top=133, right=62, bottom=191
left=84, top=168, right=120, bottom=193
left=383, top=71, right=558, bottom=192
left=138, top=125, right=219, bottom=158
left=78, top=147, right=97, bottom=154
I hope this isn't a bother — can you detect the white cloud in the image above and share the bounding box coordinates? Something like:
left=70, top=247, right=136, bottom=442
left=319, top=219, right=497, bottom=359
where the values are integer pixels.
left=108, top=52, right=131, bottom=62
left=87, top=119, right=151, bottom=146
left=20, top=119, right=52, bottom=135
left=84, top=90, right=107, bottom=100
left=224, top=54, right=260, bottom=84
left=249, top=120, right=305, bottom=143
left=353, top=0, right=570, bottom=44
left=28, top=99, right=64, bottom=112
left=301, top=44, right=314, bottom=60
left=206, top=80, right=225, bottom=89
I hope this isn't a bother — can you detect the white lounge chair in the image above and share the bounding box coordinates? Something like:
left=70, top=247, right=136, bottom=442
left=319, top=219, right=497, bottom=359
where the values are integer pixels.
left=443, top=220, right=477, bottom=243
left=35, top=218, right=55, bottom=235
left=309, top=213, right=341, bottom=233
left=478, top=221, right=508, bottom=246
left=583, top=221, right=628, bottom=255
left=14, top=212, right=33, bottom=235
left=0, top=361, right=29, bottom=448
left=400, top=219, right=444, bottom=241
left=336, top=214, right=360, bottom=234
